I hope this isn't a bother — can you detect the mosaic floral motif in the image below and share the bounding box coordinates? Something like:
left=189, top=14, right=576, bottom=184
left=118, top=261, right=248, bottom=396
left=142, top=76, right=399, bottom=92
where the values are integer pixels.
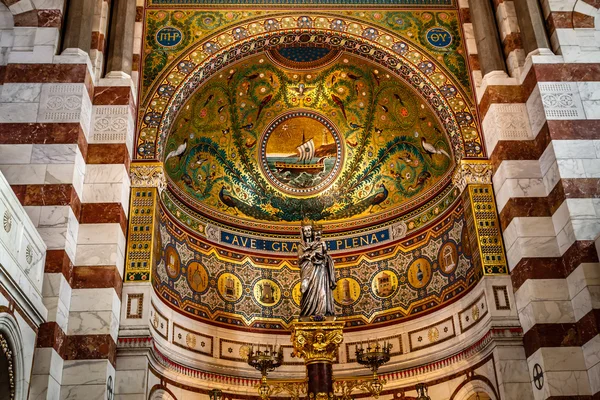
left=154, top=205, right=477, bottom=330
left=140, top=11, right=482, bottom=163
left=164, top=53, right=453, bottom=224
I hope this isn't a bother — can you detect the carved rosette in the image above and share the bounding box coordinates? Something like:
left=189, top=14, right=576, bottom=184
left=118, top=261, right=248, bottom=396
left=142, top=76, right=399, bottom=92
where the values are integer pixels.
left=291, top=321, right=344, bottom=364
left=452, top=160, right=493, bottom=192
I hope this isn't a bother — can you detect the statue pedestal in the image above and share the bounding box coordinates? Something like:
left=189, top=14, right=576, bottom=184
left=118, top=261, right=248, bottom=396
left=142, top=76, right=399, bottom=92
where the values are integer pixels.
left=290, top=320, right=344, bottom=400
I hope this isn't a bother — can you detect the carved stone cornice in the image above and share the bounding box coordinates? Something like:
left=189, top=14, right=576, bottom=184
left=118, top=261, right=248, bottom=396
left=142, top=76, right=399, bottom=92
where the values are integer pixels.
left=452, top=160, right=493, bottom=192
left=291, top=320, right=344, bottom=364
left=130, top=161, right=166, bottom=191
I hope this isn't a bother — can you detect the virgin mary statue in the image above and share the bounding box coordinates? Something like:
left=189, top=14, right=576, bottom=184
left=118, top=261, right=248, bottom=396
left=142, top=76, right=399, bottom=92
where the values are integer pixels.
left=298, top=222, right=336, bottom=319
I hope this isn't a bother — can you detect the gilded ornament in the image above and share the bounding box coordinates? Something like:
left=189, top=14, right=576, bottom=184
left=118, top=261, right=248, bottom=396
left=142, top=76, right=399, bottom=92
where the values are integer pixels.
left=291, top=321, right=344, bottom=364
left=471, top=305, right=479, bottom=321
left=186, top=333, right=197, bottom=348
left=428, top=327, right=439, bottom=343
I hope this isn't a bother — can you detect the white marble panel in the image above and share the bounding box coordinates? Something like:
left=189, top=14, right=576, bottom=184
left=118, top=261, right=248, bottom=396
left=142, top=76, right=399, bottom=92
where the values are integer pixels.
left=0, top=103, right=39, bottom=122
left=70, top=288, right=119, bottom=313
left=11, top=26, right=35, bottom=50
left=567, top=263, right=600, bottom=300
left=67, top=310, right=116, bottom=336
left=572, top=218, right=600, bottom=241
left=32, top=347, right=64, bottom=382
left=583, top=334, right=600, bottom=371
left=24, top=206, right=41, bottom=226
left=45, top=164, right=76, bottom=185
left=77, top=223, right=124, bottom=245
left=518, top=300, right=575, bottom=333
left=115, top=370, right=146, bottom=395
left=84, top=164, right=127, bottom=184
left=37, top=226, right=67, bottom=250
left=552, top=140, right=597, bottom=159
left=33, top=27, right=59, bottom=47
left=0, top=83, right=42, bottom=103
left=545, top=371, right=592, bottom=397
left=557, top=158, right=586, bottom=178
left=566, top=198, right=597, bottom=219
left=526, top=86, right=547, bottom=137
left=507, top=236, right=560, bottom=269
left=0, top=164, right=46, bottom=184
left=583, top=159, right=600, bottom=178
left=74, top=243, right=119, bottom=266
left=43, top=295, right=69, bottom=332
left=31, top=144, right=77, bottom=164
left=82, top=183, right=127, bottom=203
left=495, top=178, right=548, bottom=212
left=539, top=144, right=557, bottom=176
left=62, top=359, right=115, bottom=386
left=516, top=279, right=571, bottom=310
left=38, top=205, right=70, bottom=228
left=28, top=374, right=61, bottom=400
left=571, top=287, right=595, bottom=321
left=556, top=220, right=577, bottom=255
left=493, top=160, right=541, bottom=193
left=0, top=144, right=32, bottom=164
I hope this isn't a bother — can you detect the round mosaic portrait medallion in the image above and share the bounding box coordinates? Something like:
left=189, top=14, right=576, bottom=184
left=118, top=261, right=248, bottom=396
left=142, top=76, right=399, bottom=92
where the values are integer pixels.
left=334, top=277, right=361, bottom=305
left=407, top=257, right=432, bottom=289
left=164, top=246, right=180, bottom=279
left=259, top=110, right=344, bottom=196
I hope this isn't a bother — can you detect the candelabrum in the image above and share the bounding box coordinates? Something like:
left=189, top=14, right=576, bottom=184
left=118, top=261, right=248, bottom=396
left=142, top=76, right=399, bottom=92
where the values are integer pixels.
left=247, top=345, right=284, bottom=400
left=351, top=340, right=393, bottom=398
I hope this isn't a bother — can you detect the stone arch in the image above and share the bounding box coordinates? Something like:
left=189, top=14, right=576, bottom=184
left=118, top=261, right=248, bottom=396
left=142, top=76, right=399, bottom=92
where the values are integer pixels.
left=0, top=312, right=26, bottom=400
left=137, top=13, right=484, bottom=162
left=149, top=385, right=178, bottom=400
left=451, top=377, right=498, bottom=400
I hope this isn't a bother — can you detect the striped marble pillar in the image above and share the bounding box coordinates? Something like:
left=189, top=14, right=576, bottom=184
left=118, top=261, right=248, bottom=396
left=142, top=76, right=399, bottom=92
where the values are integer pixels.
left=477, top=1, right=600, bottom=398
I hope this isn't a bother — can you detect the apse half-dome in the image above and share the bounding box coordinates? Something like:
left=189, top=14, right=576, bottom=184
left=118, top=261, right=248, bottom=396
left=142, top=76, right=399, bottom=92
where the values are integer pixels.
left=162, top=51, right=454, bottom=231
left=153, top=44, right=476, bottom=332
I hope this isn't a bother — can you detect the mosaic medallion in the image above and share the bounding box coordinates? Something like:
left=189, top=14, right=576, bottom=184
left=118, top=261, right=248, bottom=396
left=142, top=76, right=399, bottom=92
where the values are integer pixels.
left=186, top=262, right=208, bottom=292
left=259, top=111, right=343, bottom=196
left=371, top=270, right=398, bottom=299
left=253, top=279, right=281, bottom=306
left=334, top=277, right=361, bottom=305
left=407, top=257, right=432, bottom=289
left=164, top=246, right=180, bottom=278
left=438, top=242, right=458, bottom=274
left=292, top=281, right=302, bottom=306
left=218, top=273, right=243, bottom=302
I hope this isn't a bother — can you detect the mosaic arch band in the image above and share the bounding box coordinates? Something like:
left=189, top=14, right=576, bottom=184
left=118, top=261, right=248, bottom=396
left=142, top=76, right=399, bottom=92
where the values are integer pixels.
left=299, top=221, right=336, bottom=319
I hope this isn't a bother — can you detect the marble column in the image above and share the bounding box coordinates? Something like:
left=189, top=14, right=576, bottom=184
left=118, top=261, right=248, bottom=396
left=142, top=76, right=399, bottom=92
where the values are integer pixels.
left=468, top=0, right=506, bottom=76
left=61, top=0, right=96, bottom=54
left=105, top=0, right=137, bottom=78
left=513, top=0, right=551, bottom=55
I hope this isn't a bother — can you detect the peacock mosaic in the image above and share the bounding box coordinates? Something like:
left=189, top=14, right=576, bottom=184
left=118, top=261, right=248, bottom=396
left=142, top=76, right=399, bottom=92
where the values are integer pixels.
left=153, top=202, right=479, bottom=331
left=163, top=53, right=454, bottom=225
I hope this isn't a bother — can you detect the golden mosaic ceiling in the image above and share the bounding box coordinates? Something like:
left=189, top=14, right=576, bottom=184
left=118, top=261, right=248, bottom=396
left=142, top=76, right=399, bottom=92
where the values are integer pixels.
left=137, top=7, right=484, bottom=330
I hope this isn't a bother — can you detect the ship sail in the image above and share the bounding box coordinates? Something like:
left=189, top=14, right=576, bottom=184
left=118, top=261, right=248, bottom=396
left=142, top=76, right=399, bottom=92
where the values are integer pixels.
left=296, top=138, right=315, bottom=163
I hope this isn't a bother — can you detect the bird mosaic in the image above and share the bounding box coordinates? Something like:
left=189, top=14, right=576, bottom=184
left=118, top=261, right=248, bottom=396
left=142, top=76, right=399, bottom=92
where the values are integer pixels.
left=163, top=52, right=454, bottom=224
